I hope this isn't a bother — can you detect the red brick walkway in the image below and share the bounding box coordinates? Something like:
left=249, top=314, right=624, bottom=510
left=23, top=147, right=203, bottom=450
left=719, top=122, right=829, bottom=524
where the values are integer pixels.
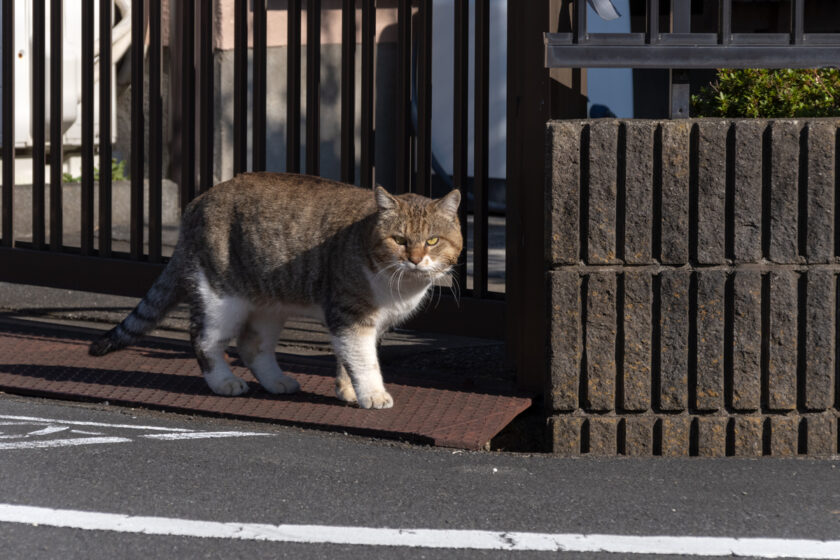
left=0, top=320, right=531, bottom=450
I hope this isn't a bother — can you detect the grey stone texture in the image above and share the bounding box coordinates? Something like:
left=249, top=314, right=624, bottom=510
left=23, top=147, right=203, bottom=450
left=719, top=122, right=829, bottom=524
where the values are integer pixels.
left=768, top=271, right=798, bottom=411
left=547, top=271, right=581, bottom=412
left=695, top=271, right=726, bottom=412
left=546, top=122, right=581, bottom=264
left=660, top=121, right=691, bottom=264
left=696, top=121, right=728, bottom=264
left=586, top=122, right=620, bottom=264
left=621, top=272, right=652, bottom=411
left=768, top=121, right=803, bottom=263
left=731, top=271, right=762, bottom=411
left=805, top=271, right=836, bottom=410
left=545, top=118, right=840, bottom=457
left=659, top=270, right=690, bottom=411
left=806, top=121, right=836, bottom=263
left=732, top=120, right=764, bottom=262
left=584, top=273, right=617, bottom=411
left=623, top=122, right=655, bottom=264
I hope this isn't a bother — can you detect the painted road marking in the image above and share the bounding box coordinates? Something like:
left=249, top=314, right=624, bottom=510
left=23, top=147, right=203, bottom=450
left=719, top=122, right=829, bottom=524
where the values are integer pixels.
left=0, top=438, right=132, bottom=450
left=0, top=504, right=838, bottom=558
left=0, top=415, right=270, bottom=451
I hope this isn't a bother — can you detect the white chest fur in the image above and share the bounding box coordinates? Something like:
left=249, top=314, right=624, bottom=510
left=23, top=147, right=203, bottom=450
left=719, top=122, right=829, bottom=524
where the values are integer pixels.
left=365, top=267, right=432, bottom=330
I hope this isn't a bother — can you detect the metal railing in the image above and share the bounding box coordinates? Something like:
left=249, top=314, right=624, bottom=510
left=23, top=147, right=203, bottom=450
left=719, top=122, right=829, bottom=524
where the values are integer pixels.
left=0, top=0, right=505, bottom=340
left=545, top=0, right=840, bottom=118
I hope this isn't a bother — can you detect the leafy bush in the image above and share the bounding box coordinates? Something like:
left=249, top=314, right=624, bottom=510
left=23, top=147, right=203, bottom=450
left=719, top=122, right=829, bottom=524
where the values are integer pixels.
left=63, top=158, right=128, bottom=183
left=691, top=68, right=840, bottom=118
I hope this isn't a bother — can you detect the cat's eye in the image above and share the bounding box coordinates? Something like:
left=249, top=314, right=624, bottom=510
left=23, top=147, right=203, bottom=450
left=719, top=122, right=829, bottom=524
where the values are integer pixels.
left=426, top=237, right=439, bottom=246
left=393, top=235, right=407, bottom=246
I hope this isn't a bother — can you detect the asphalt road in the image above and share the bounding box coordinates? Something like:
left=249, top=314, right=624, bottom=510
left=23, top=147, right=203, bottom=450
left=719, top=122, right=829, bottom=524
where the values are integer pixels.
left=0, top=394, right=838, bottom=559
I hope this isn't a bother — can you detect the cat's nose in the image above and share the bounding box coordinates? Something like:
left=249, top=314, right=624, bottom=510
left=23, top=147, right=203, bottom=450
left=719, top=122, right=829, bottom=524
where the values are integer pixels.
left=408, top=254, right=423, bottom=265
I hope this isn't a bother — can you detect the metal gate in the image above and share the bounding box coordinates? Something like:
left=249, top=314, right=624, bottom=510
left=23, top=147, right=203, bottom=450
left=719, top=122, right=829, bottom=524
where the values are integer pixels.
left=0, top=1, right=521, bottom=345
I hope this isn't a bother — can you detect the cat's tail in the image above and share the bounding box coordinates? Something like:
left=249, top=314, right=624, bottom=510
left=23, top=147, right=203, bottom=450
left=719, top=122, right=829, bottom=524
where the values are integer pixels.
left=88, top=257, right=185, bottom=356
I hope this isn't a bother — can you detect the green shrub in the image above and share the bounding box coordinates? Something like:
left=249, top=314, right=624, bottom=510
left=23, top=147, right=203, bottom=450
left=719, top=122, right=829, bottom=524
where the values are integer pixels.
left=691, top=68, right=840, bottom=118
left=63, top=158, right=128, bottom=183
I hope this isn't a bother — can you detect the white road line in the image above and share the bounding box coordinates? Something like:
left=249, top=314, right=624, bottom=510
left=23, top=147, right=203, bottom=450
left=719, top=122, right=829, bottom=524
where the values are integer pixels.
left=142, top=432, right=272, bottom=440
left=26, top=426, right=69, bottom=436
left=0, top=504, right=837, bottom=558
left=0, top=415, right=193, bottom=432
left=0, top=438, right=132, bottom=450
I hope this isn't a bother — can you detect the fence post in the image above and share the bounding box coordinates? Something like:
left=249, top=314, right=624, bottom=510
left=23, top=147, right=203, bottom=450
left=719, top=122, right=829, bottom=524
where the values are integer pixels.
left=506, top=1, right=551, bottom=393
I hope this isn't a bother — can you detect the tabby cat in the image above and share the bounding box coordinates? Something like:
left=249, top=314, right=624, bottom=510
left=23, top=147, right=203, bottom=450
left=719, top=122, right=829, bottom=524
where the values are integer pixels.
left=89, top=173, right=462, bottom=409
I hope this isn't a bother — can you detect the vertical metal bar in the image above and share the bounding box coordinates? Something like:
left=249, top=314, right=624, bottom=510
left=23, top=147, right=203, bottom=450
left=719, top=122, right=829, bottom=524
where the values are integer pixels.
left=474, top=0, right=490, bottom=298
left=81, top=0, right=95, bottom=255
left=49, top=0, right=62, bottom=251
left=148, top=0, right=162, bottom=262
left=669, top=1, right=690, bottom=119
left=179, top=0, right=196, bottom=210
left=233, top=0, right=248, bottom=175
left=198, top=0, right=214, bottom=192
left=306, top=0, right=321, bottom=175
left=416, top=0, right=432, bottom=197
left=360, top=0, right=375, bottom=189
left=395, top=0, right=412, bottom=194
left=287, top=0, right=302, bottom=173
left=253, top=0, right=267, bottom=172
left=573, top=0, right=587, bottom=43
left=453, top=0, right=469, bottom=289
left=130, top=0, right=144, bottom=259
left=340, top=0, right=355, bottom=184
left=791, top=0, right=804, bottom=45
left=98, top=0, right=112, bottom=257
left=2, top=0, right=14, bottom=247
left=719, top=0, right=732, bottom=45
left=32, top=0, right=46, bottom=250
left=647, top=0, right=660, bottom=44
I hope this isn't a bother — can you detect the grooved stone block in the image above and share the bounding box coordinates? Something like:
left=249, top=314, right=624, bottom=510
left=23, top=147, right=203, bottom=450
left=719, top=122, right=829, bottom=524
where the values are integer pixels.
left=587, top=417, right=618, bottom=455
left=587, top=121, right=620, bottom=264
left=585, top=273, right=617, bottom=411
left=623, top=417, right=655, bottom=456
left=547, top=122, right=581, bottom=264
left=622, top=272, right=652, bottom=411
left=697, top=416, right=728, bottom=457
left=548, top=271, right=581, bottom=412
left=696, top=271, right=726, bottom=412
left=805, top=414, right=836, bottom=456
left=806, top=121, right=836, bottom=263
left=661, top=121, right=691, bottom=264
left=733, top=416, right=763, bottom=457
left=661, top=416, right=691, bottom=457
left=697, top=121, right=728, bottom=264
left=769, top=121, right=802, bottom=263
left=548, top=416, right=583, bottom=456
left=733, top=121, right=764, bottom=262
left=624, top=121, right=655, bottom=264
left=659, top=271, right=689, bottom=411
left=768, top=271, right=798, bottom=411
left=732, top=272, right=762, bottom=411
left=770, top=416, right=799, bottom=457
left=805, top=270, right=835, bottom=410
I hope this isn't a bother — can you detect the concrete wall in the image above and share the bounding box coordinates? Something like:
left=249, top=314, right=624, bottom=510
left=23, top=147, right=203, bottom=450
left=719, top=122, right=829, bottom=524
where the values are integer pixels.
left=545, top=118, right=840, bottom=457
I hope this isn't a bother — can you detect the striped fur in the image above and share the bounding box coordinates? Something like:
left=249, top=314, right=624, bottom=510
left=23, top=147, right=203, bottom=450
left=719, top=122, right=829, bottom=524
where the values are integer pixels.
left=88, top=173, right=462, bottom=408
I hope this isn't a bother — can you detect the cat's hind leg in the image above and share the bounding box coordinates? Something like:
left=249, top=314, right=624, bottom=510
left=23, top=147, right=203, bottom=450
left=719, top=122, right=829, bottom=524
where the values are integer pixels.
left=334, top=362, right=357, bottom=404
left=237, top=309, right=300, bottom=394
left=190, top=275, right=251, bottom=396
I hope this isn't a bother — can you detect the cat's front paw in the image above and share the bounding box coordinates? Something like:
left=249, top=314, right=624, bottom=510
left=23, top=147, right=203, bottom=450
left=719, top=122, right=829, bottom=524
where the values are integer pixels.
left=261, top=374, right=301, bottom=395
left=357, top=390, right=394, bottom=410
left=207, top=375, right=249, bottom=396
left=335, top=379, right=358, bottom=404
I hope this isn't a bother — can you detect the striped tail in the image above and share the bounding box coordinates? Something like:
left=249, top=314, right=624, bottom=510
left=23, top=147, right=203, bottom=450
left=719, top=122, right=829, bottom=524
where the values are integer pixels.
left=89, top=260, right=184, bottom=356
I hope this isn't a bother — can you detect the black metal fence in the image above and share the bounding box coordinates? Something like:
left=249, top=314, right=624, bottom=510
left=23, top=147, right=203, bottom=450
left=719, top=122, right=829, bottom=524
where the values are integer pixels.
left=0, top=1, right=507, bottom=342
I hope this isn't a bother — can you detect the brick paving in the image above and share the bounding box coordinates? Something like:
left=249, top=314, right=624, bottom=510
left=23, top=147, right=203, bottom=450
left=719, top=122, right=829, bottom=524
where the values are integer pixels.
left=0, top=320, right=530, bottom=450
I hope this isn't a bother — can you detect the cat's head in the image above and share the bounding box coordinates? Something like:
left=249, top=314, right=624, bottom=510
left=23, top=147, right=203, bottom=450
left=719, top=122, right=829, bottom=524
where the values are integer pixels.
left=370, top=187, right=463, bottom=283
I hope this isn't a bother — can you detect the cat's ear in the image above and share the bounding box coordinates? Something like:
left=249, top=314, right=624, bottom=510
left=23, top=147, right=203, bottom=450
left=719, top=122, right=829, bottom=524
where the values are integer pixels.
left=436, top=189, right=461, bottom=216
left=375, top=186, right=399, bottom=212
